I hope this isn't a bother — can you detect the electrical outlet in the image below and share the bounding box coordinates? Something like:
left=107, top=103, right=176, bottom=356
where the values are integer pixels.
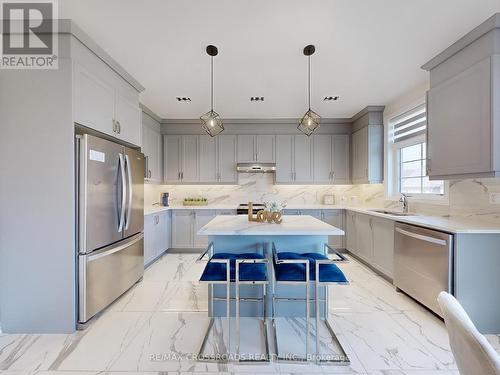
left=489, top=192, right=500, bottom=204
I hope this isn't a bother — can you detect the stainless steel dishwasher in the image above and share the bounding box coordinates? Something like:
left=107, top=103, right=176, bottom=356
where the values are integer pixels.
left=394, top=223, right=454, bottom=316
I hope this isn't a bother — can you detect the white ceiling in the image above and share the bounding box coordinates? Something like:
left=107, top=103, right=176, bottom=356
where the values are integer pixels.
left=59, top=0, right=500, bottom=119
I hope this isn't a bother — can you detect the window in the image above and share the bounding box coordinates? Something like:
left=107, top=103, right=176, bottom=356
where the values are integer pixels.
left=399, top=143, right=444, bottom=195
left=389, top=104, right=445, bottom=199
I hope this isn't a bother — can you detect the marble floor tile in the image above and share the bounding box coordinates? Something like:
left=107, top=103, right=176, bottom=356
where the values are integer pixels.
left=330, top=311, right=443, bottom=372
left=1, top=252, right=497, bottom=375
left=390, top=309, right=456, bottom=370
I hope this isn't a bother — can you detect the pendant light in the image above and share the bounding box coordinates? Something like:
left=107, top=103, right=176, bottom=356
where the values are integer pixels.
left=200, top=45, right=224, bottom=137
left=298, top=44, right=321, bottom=136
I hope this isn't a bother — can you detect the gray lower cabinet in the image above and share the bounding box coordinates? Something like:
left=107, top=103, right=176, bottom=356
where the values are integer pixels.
left=283, top=209, right=345, bottom=248
left=321, top=210, right=345, bottom=248
left=171, top=210, right=193, bottom=248
left=345, top=210, right=394, bottom=279
left=171, top=210, right=216, bottom=249
left=144, top=211, right=171, bottom=267
left=216, top=209, right=237, bottom=215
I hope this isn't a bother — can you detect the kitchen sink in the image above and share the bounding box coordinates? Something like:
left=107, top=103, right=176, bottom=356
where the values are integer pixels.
left=368, top=209, right=416, bottom=216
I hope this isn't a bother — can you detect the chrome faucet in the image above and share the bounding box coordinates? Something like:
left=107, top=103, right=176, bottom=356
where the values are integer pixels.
left=399, top=193, right=409, bottom=214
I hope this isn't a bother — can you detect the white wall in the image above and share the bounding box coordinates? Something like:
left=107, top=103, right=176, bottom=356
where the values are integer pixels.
left=0, top=37, right=76, bottom=333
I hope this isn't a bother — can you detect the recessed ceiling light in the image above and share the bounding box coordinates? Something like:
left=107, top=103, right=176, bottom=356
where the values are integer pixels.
left=324, top=96, right=339, bottom=101
left=176, top=97, right=191, bottom=102
left=250, top=97, right=264, bottom=101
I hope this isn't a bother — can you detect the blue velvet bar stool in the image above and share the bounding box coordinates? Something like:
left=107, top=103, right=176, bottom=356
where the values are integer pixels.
left=197, top=243, right=270, bottom=363
left=271, top=243, right=350, bottom=364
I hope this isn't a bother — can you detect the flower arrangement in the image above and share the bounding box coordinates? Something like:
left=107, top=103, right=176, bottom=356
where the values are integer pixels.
left=264, top=201, right=286, bottom=213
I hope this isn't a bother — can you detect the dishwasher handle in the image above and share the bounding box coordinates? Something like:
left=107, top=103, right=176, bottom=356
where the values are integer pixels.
left=395, top=227, right=448, bottom=246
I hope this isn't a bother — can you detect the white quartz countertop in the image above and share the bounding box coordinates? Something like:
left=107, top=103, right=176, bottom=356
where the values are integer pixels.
left=144, top=204, right=500, bottom=234
left=197, top=214, right=345, bottom=236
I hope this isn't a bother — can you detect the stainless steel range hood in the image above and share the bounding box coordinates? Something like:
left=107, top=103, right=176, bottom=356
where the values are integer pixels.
left=236, top=163, right=276, bottom=173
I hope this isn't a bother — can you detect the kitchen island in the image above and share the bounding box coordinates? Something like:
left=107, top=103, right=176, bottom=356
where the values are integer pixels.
left=198, top=214, right=344, bottom=317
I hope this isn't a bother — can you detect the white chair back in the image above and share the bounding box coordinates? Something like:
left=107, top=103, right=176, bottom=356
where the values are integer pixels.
left=437, top=292, right=500, bottom=375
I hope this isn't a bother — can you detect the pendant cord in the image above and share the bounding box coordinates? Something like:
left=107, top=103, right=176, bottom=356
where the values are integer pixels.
left=308, top=55, right=311, bottom=110
left=210, top=56, right=214, bottom=111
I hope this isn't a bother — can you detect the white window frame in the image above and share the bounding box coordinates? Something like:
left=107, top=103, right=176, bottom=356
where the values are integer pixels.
left=388, top=109, right=449, bottom=204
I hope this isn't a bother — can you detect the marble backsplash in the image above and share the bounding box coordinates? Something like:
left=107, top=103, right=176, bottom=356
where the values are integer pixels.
left=145, top=173, right=385, bottom=207
left=146, top=175, right=500, bottom=224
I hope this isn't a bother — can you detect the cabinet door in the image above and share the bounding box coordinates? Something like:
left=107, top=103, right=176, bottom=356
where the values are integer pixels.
left=372, top=217, right=394, bottom=278
left=218, top=135, right=237, bottom=183
left=115, top=93, right=142, bottom=147
left=322, top=210, right=344, bottom=248
left=346, top=211, right=357, bottom=253
left=256, top=135, right=275, bottom=162
left=294, top=136, right=313, bottom=182
left=156, top=211, right=170, bottom=257
left=352, top=127, right=368, bottom=183
left=144, top=214, right=156, bottom=266
left=356, top=214, right=373, bottom=263
left=171, top=210, right=193, bottom=248
left=199, top=135, right=217, bottom=183
left=164, top=135, right=181, bottom=182
left=333, top=135, right=350, bottom=184
left=152, top=129, right=162, bottom=181
left=313, top=135, right=333, bottom=183
left=275, top=135, right=294, bottom=183
left=181, top=135, right=199, bottom=183
left=237, top=135, right=256, bottom=162
left=142, top=125, right=152, bottom=179
left=427, top=58, right=491, bottom=178
left=74, top=63, right=115, bottom=137
left=193, top=210, right=216, bottom=248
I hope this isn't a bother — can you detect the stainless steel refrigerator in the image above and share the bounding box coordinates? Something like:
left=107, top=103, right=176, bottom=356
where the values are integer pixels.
left=76, top=133, right=145, bottom=325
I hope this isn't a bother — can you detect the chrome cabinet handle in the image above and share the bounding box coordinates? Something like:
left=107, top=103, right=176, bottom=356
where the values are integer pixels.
left=117, top=121, right=121, bottom=134
left=112, top=119, right=116, bottom=133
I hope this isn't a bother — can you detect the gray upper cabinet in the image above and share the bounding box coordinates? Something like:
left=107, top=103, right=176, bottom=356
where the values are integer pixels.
left=237, top=135, right=256, bottom=162
left=199, top=135, right=218, bottom=183
left=237, top=135, right=275, bottom=163
left=333, top=135, right=350, bottom=184
left=217, top=135, right=237, bottom=183
left=350, top=107, right=384, bottom=184
left=313, top=135, right=333, bottom=183
left=73, top=56, right=141, bottom=147
left=164, top=135, right=199, bottom=183
left=165, top=135, right=181, bottom=182
left=313, top=135, right=350, bottom=184
left=351, top=125, right=383, bottom=184
left=293, top=135, right=313, bottom=182
left=165, top=134, right=236, bottom=184
left=181, top=136, right=199, bottom=183
left=256, top=135, right=275, bottom=162
left=276, top=135, right=294, bottom=183
left=422, top=15, right=500, bottom=180
left=276, top=135, right=312, bottom=183
left=142, top=112, right=162, bottom=182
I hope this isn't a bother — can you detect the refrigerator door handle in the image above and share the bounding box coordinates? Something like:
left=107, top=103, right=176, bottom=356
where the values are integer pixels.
left=118, top=153, right=127, bottom=232
left=124, top=154, right=133, bottom=230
